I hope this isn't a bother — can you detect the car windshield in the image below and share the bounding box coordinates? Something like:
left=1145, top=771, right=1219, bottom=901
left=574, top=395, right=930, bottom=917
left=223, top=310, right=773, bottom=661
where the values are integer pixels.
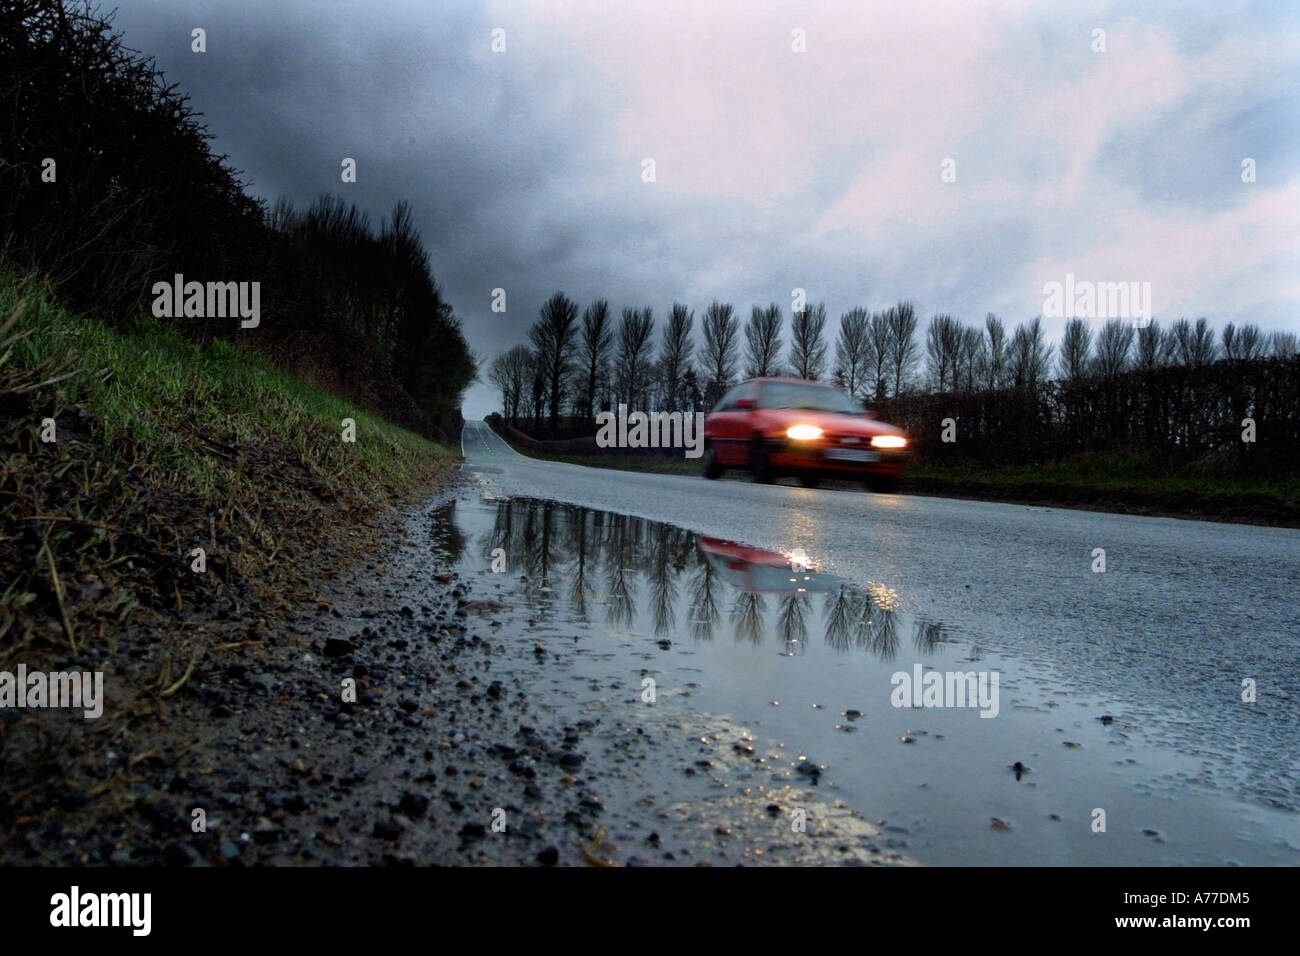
left=760, top=382, right=863, bottom=414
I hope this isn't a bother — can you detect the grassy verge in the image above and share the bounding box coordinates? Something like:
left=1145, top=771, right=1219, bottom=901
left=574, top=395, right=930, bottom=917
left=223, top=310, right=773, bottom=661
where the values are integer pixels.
left=0, top=273, right=458, bottom=663
left=486, top=420, right=1299, bottom=526
left=902, top=459, right=1300, bottom=526
left=0, top=272, right=462, bottom=856
left=908, top=457, right=1298, bottom=500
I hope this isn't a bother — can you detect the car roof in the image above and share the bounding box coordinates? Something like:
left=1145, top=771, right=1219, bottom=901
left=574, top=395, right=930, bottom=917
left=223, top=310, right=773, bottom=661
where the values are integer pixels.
left=747, top=376, right=831, bottom=386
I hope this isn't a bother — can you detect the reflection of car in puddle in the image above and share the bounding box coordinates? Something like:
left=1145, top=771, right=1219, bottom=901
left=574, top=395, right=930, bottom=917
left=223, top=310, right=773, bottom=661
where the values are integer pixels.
left=697, top=536, right=846, bottom=656
left=698, top=536, right=839, bottom=595
left=692, top=534, right=924, bottom=658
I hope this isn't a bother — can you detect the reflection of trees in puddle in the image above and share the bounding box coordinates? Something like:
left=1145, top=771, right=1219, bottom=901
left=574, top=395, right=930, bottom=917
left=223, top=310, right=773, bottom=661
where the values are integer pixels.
left=858, top=583, right=901, bottom=660
left=603, top=514, right=638, bottom=630
left=510, top=501, right=563, bottom=621
left=824, top=587, right=856, bottom=650
left=647, top=524, right=678, bottom=637
left=688, top=560, right=720, bottom=642
left=478, top=497, right=953, bottom=661
left=566, top=514, right=591, bottom=619
left=912, top=619, right=950, bottom=655
left=428, top=501, right=467, bottom=561
left=731, top=592, right=767, bottom=646
left=860, top=595, right=899, bottom=660
left=776, top=593, right=810, bottom=655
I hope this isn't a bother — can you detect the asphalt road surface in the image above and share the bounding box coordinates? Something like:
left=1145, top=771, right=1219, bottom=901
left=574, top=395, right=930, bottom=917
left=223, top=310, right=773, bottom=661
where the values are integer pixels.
left=459, top=419, right=1300, bottom=865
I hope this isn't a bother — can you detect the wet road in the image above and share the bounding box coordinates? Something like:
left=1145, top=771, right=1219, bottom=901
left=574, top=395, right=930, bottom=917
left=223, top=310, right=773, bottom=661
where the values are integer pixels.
left=458, top=420, right=1300, bottom=864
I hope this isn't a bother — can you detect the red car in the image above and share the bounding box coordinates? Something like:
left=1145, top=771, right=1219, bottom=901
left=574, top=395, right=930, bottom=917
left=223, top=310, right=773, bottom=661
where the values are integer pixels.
left=701, top=377, right=909, bottom=491
left=696, top=536, right=839, bottom=594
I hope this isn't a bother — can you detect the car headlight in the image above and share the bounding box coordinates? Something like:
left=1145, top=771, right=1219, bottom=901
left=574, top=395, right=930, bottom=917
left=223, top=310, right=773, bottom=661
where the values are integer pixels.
left=786, top=424, right=824, bottom=440
left=870, top=435, right=907, bottom=449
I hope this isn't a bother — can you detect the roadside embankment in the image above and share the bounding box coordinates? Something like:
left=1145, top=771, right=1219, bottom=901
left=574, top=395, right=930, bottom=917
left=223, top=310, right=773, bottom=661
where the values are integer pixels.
left=0, top=275, right=460, bottom=857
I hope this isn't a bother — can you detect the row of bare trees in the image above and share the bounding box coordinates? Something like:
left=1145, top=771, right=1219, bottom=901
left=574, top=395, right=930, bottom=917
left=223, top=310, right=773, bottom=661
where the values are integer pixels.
left=490, top=290, right=1298, bottom=439
left=924, top=313, right=1295, bottom=394
left=878, top=353, right=1300, bottom=467
left=491, top=294, right=919, bottom=434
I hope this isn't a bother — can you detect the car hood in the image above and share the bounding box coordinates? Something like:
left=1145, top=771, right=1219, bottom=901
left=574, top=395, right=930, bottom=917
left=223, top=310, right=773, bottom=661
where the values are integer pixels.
left=760, top=407, right=904, bottom=437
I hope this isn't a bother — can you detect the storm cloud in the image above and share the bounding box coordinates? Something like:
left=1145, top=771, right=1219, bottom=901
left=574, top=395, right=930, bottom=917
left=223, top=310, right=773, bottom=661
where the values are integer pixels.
left=108, top=0, right=1300, bottom=416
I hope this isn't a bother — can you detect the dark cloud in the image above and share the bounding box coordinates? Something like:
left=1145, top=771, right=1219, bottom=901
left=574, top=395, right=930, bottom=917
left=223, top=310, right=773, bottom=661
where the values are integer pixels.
left=108, top=1, right=1300, bottom=418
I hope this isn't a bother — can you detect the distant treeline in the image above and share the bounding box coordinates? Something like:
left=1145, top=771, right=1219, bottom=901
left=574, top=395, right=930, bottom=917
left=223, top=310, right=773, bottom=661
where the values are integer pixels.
left=0, top=0, right=474, bottom=440
left=489, top=291, right=1299, bottom=466
left=877, top=357, right=1299, bottom=466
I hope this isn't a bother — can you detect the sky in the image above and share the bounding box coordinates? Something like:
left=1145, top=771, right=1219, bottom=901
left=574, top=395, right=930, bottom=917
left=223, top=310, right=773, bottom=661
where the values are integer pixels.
left=109, top=0, right=1300, bottom=419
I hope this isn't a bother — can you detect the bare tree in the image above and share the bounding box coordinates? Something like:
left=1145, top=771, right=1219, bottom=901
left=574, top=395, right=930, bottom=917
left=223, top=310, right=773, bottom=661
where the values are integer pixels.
left=1190, top=317, right=1219, bottom=365
left=488, top=344, right=532, bottom=424
left=744, top=303, right=783, bottom=378
left=925, top=313, right=964, bottom=391
left=680, top=365, right=704, bottom=413
left=1008, top=317, right=1053, bottom=389
left=958, top=326, right=986, bottom=391
left=1221, top=322, right=1266, bottom=361
left=1134, top=320, right=1173, bottom=371
left=527, top=350, right=546, bottom=431
left=886, top=301, right=920, bottom=396
left=1236, top=324, right=1265, bottom=360
left=1270, top=330, right=1299, bottom=358
left=789, top=301, right=829, bottom=380
left=576, top=298, right=613, bottom=419
left=832, top=307, right=870, bottom=399
left=700, top=300, right=740, bottom=404
left=984, top=313, right=1007, bottom=389
left=659, top=303, right=695, bottom=411
left=529, top=291, right=580, bottom=431
left=1167, top=317, right=1217, bottom=367
left=1057, top=318, right=1093, bottom=380
left=1093, top=319, right=1134, bottom=377
left=866, top=311, right=894, bottom=400
left=615, top=306, right=655, bottom=408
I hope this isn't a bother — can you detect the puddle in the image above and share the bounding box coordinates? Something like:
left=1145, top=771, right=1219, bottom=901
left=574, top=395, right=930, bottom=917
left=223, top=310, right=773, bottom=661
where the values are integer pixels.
left=430, top=491, right=1300, bottom=865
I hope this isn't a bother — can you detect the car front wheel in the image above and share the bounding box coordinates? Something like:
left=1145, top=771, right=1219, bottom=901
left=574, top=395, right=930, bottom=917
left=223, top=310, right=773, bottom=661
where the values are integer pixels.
left=865, top=473, right=899, bottom=493
left=701, top=442, right=722, bottom=479
left=750, top=439, right=774, bottom=483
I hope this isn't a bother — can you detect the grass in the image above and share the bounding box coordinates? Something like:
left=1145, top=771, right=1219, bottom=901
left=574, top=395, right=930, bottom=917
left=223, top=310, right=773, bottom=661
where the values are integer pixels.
left=908, top=457, right=1300, bottom=501
left=0, top=271, right=458, bottom=656
left=3, top=279, right=448, bottom=495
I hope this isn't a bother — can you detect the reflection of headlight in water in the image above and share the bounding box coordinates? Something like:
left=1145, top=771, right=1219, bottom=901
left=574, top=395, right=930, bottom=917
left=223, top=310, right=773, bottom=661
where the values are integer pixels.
left=787, top=547, right=814, bottom=571
left=866, top=582, right=901, bottom=612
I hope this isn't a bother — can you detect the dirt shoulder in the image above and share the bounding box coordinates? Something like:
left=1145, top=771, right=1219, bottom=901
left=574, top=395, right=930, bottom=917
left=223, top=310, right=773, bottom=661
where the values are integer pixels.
left=3, top=473, right=913, bottom=866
